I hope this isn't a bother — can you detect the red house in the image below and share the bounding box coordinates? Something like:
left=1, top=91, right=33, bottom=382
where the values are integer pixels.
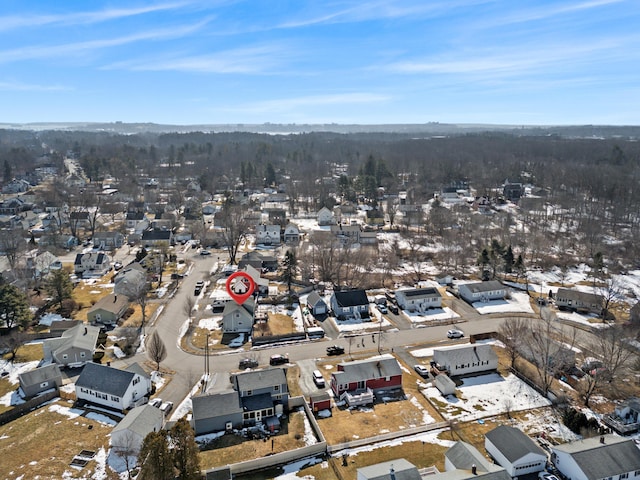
left=330, top=355, right=403, bottom=404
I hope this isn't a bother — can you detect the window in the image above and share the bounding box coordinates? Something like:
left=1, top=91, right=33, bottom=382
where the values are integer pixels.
left=274, top=385, right=279, bottom=391
left=62, top=354, right=68, bottom=359
left=133, top=377, right=140, bottom=385
left=39, top=382, right=48, bottom=388
left=111, top=395, right=119, bottom=401
left=80, top=352, right=85, bottom=358
left=246, top=390, right=252, bottom=396
left=620, top=474, right=629, bottom=480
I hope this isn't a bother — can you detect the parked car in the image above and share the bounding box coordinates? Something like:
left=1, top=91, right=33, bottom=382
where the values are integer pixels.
left=376, top=304, right=388, bottom=314
left=326, top=345, right=345, bottom=356
left=194, top=280, right=204, bottom=295
left=159, top=401, right=174, bottom=416
left=312, top=370, right=326, bottom=388
left=269, top=354, right=289, bottom=366
left=447, top=329, right=464, bottom=339
left=539, top=473, right=560, bottom=480
left=414, top=365, right=429, bottom=377
left=199, top=249, right=211, bottom=256
left=149, top=397, right=163, bottom=408
left=389, top=304, right=399, bottom=314
left=239, top=358, right=259, bottom=369
left=113, top=261, right=123, bottom=271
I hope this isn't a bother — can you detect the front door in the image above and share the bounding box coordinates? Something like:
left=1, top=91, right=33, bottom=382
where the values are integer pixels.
left=255, top=410, right=262, bottom=422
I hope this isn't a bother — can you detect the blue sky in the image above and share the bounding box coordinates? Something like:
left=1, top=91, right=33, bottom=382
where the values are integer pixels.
left=1, top=0, right=639, bottom=125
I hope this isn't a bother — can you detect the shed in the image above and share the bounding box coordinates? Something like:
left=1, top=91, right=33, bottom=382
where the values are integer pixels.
left=434, top=374, right=456, bottom=396
left=309, top=392, right=332, bottom=413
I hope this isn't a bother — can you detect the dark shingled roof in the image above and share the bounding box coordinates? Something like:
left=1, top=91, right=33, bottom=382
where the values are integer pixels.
left=75, top=362, right=147, bottom=397
left=192, top=391, right=243, bottom=421
left=485, top=425, right=546, bottom=462
left=333, top=289, right=369, bottom=307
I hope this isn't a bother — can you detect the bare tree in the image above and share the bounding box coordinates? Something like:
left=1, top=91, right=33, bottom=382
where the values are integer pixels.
left=120, top=276, right=151, bottom=334
left=183, top=296, right=196, bottom=320
left=0, top=228, right=27, bottom=270
left=499, top=317, right=529, bottom=369
left=147, top=330, right=167, bottom=371
left=218, top=200, right=249, bottom=265
left=112, top=431, right=140, bottom=480
left=0, top=328, right=29, bottom=363
left=578, top=325, right=637, bottom=406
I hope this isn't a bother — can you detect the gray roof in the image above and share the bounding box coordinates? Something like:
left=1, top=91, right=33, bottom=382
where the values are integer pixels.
left=556, top=288, right=604, bottom=304
left=397, top=287, right=441, bottom=298
left=485, top=425, right=546, bottom=462
left=45, top=323, right=101, bottom=357
left=552, top=435, right=640, bottom=479
left=433, top=344, right=498, bottom=364
left=241, top=392, right=274, bottom=411
left=334, top=356, right=401, bottom=384
left=18, top=364, right=62, bottom=387
left=192, top=391, right=243, bottom=421
left=333, top=289, right=369, bottom=307
left=88, top=293, right=129, bottom=314
left=74, top=252, right=108, bottom=265
left=76, top=362, right=147, bottom=397
left=222, top=298, right=255, bottom=317
left=307, top=291, right=326, bottom=307
left=445, top=441, right=496, bottom=472
left=112, top=404, right=163, bottom=438
left=356, top=458, right=421, bottom=480
left=233, top=368, right=287, bottom=393
left=462, top=281, right=504, bottom=293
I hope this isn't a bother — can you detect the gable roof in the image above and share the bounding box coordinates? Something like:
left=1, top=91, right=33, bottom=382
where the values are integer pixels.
left=76, top=362, right=147, bottom=397
left=18, top=364, right=62, bottom=388
left=141, top=228, right=172, bottom=240
left=334, top=355, right=401, bottom=384
left=45, top=323, right=101, bottom=355
left=556, top=287, right=604, bottom=304
left=233, top=367, right=287, bottom=392
left=397, top=287, right=441, bottom=298
left=462, top=281, right=505, bottom=293
left=192, top=391, right=243, bottom=421
left=552, top=435, right=640, bottom=479
left=74, top=252, right=108, bottom=266
left=356, top=458, right=421, bottom=480
left=333, top=289, right=368, bottom=307
left=485, top=425, right=545, bottom=462
left=307, top=291, right=326, bottom=307
left=222, top=298, right=255, bottom=317
left=112, top=404, right=163, bottom=438
left=88, top=293, right=129, bottom=314
left=445, top=441, right=502, bottom=473
left=433, top=344, right=498, bottom=365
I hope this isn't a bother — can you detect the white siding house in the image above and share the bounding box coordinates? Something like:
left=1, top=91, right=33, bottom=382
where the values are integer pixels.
left=485, top=426, right=547, bottom=477
left=75, top=362, right=151, bottom=411
left=395, top=287, right=442, bottom=312
left=458, top=281, right=506, bottom=303
left=432, top=344, right=498, bottom=377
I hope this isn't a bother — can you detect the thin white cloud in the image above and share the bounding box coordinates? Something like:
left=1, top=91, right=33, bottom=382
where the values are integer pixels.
left=228, top=93, right=392, bottom=114
left=0, top=2, right=193, bottom=31
left=0, top=19, right=213, bottom=64
left=0, top=81, right=69, bottom=92
left=479, top=0, right=626, bottom=28
left=278, top=0, right=494, bottom=28
left=106, top=44, right=288, bottom=74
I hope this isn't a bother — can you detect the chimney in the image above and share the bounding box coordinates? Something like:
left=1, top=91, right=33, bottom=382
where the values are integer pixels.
left=472, top=464, right=477, bottom=475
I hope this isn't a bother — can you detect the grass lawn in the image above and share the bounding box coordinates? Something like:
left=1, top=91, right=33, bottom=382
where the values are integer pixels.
left=265, top=312, right=295, bottom=335
left=199, top=408, right=312, bottom=470
left=0, top=399, right=117, bottom=479
left=119, top=303, right=159, bottom=329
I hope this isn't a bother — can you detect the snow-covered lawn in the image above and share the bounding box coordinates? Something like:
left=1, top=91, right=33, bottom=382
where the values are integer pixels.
left=555, top=310, right=609, bottom=329
left=422, top=372, right=551, bottom=421
left=403, top=306, right=460, bottom=323
left=331, top=316, right=391, bottom=333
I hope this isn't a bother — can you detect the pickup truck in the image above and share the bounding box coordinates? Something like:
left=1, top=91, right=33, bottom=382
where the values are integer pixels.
left=326, top=345, right=345, bottom=356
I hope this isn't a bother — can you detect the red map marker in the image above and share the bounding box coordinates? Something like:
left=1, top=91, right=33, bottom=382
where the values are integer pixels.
left=225, top=271, right=256, bottom=305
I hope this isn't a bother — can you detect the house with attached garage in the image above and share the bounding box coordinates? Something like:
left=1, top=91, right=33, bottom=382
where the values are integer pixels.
left=555, top=288, right=604, bottom=315
left=330, top=355, right=402, bottom=404
left=18, top=363, right=63, bottom=398
left=330, top=289, right=370, bottom=320
left=86, top=293, right=129, bottom=326
left=74, top=251, right=111, bottom=278
left=111, top=404, right=164, bottom=455
left=395, top=287, right=442, bottom=312
left=484, top=425, right=547, bottom=477
left=221, top=298, right=255, bottom=335
left=191, top=367, right=289, bottom=435
left=43, top=323, right=102, bottom=367
left=75, top=362, right=151, bottom=412
left=432, top=344, right=498, bottom=377
left=458, top=280, right=506, bottom=304
left=550, top=434, right=640, bottom=480
left=443, top=441, right=510, bottom=480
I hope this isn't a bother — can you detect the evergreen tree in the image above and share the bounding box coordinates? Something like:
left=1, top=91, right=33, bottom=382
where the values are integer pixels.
left=503, top=245, right=514, bottom=274
left=45, top=270, right=73, bottom=310
left=138, top=431, right=174, bottom=480
left=264, top=162, right=276, bottom=186
left=170, top=418, right=201, bottom=480
left=0, top=284, right=31, bottom=329
left=282, top=249, right=297, bottom=293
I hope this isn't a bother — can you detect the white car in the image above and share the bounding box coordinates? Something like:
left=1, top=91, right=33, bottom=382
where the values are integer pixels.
left=447, top=329, right=464, bottom=339
left=414, top=365, right=429, bottom=377
left=159, top=401, right=174, bottom=416
left=149, top=397, right=163, bottom=408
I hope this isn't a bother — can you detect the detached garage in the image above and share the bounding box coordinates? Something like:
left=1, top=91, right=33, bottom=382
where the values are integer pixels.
left=485, top=425, right=547, bottom=477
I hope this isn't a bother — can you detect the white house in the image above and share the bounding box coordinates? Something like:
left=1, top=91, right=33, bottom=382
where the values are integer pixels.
left=458, top=281, right=506, bottom=304
left=485, top=426, right=547, bottom=477
left=111, top=404, right=164, bottom=455
left=551, top=434, right=640, bottom=480
left=317, top=206, right=336, bottom=226
left=75, top=362, right=151, bottom=411
left=283, top=223, right=300, bottom=244
left=395, top=287, right=442, bottom=312
left=74, top=252, right=111, bottom=278
left=221, top=299, right=255, bottom=335
left=255, top=224, right=281, bottom=245
left=432, top=344, right=498, bottom=377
